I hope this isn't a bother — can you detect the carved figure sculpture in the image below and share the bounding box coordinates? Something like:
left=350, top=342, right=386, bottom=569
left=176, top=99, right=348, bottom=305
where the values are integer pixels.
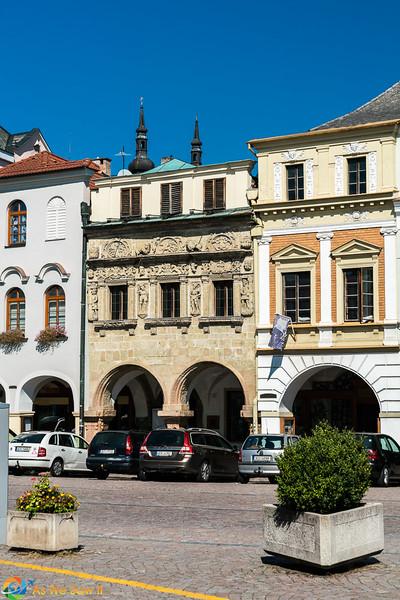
left=241, top=277, right=253, bottom=316
left=190, top=282, right=201, bottom=316
left=88, top=286, right=98, bottom=321
left=138, top=283, right=149, bottom=317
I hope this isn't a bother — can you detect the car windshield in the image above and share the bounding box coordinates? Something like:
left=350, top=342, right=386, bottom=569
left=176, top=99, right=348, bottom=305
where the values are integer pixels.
left=356, top=435, right=377, bottom=450
left=243, top=435, right=284, bottom=450
left=11, top=433, right=46, bottom=444
left=146, top=430, right=184, bottom=447
left=90, top=432, right=126, bottom=450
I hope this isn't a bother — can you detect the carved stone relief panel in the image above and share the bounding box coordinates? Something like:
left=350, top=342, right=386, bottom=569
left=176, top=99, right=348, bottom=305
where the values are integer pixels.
left=87, top=284, right=98, bottom=322
left=335, top=156, right=344, bottom=196
left=274, top=163, right=282, bottom=201
left=240, top=277, right=253, bottom=316
left=103, top=239, right=132, bottom=259
left=368, top=151, right=377, bottom=193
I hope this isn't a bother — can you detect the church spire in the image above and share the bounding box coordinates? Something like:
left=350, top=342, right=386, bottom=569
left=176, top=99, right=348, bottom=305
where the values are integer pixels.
left=191, top=115, right=202, bottom=166
left=128, top=98, right=155, bottom=174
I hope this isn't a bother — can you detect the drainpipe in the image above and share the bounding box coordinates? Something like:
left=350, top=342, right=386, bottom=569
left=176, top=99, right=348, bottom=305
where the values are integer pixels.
left=79, top=202, right=91, bottom=437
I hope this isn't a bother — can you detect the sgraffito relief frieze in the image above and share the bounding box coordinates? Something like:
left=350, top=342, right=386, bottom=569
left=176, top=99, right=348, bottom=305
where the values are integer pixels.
left=88, top=231, right=252, bottom=262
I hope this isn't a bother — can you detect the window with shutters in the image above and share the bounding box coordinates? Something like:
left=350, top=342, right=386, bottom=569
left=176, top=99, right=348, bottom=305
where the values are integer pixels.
left=7, top=288, right=25, bottom=331
left=160, top=182, right=183, bottom=216
left=120, top=188, right=141, bottom=218
left=204, top=178, right=225, bottom=211
left=46, top=197, right=66, bottom=240
left=8, top=200, right=27, bottom=246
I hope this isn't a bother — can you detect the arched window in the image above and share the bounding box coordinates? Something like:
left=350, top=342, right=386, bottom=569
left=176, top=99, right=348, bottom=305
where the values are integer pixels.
left=45, top=286, right=65, bottom=327
left=7, top=288, right=25, bottom=331
left=8, top=201, right=27, bottom=246
left=46, top=197, right=66, bottom=240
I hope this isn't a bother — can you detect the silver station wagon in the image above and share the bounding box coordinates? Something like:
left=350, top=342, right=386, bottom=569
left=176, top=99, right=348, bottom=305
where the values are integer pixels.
left=238, top=434, right=299, bottom=483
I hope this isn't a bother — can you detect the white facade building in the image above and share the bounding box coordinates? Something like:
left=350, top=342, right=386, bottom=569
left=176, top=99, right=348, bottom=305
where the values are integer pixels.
left=0, top=151, right=99, bottom=433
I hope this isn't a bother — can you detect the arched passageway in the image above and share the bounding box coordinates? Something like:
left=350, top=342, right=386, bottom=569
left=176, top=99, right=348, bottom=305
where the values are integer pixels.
left=179, top=361, right=249, bottom=443
left=97, top=365, right=163, bottom=431
left=289, top=367, right=380, bottom=435
left=33, top=379, right=74, bottom=431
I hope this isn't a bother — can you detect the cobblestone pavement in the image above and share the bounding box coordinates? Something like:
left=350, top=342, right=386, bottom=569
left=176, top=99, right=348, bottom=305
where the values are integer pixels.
left=1, top=475, right=400, bottom=599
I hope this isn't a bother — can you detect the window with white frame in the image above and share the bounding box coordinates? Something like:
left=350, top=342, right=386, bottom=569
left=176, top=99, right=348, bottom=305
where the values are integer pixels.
left=46, top=197, right=66, bottom=240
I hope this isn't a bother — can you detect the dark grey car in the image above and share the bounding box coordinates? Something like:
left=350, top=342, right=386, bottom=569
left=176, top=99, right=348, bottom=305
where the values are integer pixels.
left=238, top=434, right=299, bottom=483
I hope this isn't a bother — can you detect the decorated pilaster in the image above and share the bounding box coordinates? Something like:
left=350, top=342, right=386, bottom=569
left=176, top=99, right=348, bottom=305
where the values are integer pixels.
left=317, top=231, right=333, bottom=346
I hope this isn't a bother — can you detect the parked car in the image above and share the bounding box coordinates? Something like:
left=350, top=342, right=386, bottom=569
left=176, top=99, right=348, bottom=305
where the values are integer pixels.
left=139, top=428, right=239, bottom=482
left=86, top=430, right=147, bottom=479
left=9, top=431, right=89, bottom=476
left=238, top=434, right=299, bottom=483
left=355, top=432, right=400, bottom=487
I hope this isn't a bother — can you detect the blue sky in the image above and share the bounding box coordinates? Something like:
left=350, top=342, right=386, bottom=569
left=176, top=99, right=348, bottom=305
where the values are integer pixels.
left=2, top=0, right=400, bottom=173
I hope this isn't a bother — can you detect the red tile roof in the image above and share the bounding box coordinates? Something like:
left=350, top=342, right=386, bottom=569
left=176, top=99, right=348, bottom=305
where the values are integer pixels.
left=0, top=151, right=100, bottom=179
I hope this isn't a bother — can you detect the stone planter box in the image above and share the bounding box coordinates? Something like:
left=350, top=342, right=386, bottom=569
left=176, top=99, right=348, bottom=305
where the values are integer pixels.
left=8, top=511, right=78, bottom=551
left=263, top=503, right=384, bottom=568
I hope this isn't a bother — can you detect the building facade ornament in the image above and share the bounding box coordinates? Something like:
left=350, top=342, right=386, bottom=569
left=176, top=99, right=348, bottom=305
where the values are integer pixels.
left=240, top=277, right=253, bottom=316
left=368, top=151, right=377, bottom=193
left=342, top=142, right=367, bottom=154
left=305, top=159, right=313, bottom=198
left=335, top=155, right=344, bottom=195
left=103, top=239, right=132, bottom=259
left=284, top=216, right=305, bottom=228
left=189, top=282, right=201, bottom=316
left=273, top=163, right=282, bottom=201
left=281, top=149, right=304, bottom=161
left=316, top=231, right=334, bottom=241
left=380, top=227, right=398, bottom=236
left=344, top=211, right=369, bottom=223
left=137, top=282, right=149, bottom=317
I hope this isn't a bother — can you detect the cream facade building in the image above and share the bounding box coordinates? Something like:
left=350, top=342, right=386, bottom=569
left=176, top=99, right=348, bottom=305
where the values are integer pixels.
left=249, top=82, right=400, bottom=441
left=84, top=110, right=257, bottom=442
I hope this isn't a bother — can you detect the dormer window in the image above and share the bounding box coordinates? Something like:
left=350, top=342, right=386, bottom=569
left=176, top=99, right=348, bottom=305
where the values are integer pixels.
left=348, top=157, right=366, bottom=195
left=286, top=164, right=304, bottom=200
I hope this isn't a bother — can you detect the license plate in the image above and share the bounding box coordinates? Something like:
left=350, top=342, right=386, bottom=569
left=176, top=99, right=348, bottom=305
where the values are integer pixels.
left=157, top=451, right=172, bottom=457
left=253, top=455, right=271, bottom=462
left=15, top=446, right=30, bottom=452
left=99, top=449, right=115, bottom=454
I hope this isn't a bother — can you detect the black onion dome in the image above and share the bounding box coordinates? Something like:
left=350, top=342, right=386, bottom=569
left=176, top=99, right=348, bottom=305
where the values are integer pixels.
left=128, top=156, right=155, bottom=174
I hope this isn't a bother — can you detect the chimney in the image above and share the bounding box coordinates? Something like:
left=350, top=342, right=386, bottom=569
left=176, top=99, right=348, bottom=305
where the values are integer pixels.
left=91, top=157, right=111, bottom=176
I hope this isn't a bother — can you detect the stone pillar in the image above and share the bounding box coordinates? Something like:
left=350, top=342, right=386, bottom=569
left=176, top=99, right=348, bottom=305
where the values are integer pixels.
left=381, top=227, right=398, bottom=322
left=233, top=275, right=241, bottom=316
left=317, top=231, right=333, bottom=347
left=149, top=279, right=157, bottom=318
left=201, top=276, right=211, bottom=316
left=257, top=237, right=272, bottom=327
left=381, top=227, right=398, bottom=345
left=127, top=281, right=135, bottom=319
left=180, top=276, right=188, bottom=317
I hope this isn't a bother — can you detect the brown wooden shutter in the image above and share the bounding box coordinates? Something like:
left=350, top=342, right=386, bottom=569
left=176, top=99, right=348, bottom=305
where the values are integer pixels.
left=170, top=182, right=182, bottom=214
left=131, top=188, right=141, bottom=217
left=121, top=189, right=131, bottom=217
left=215, top=178, right=225, bottom=209
left=204, top=179, right=214, bottom=210
left=161, top=184, right=170, bottom=215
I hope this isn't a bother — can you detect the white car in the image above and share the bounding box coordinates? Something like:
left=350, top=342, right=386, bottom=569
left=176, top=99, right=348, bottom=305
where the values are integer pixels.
left=9, top=431, right=89, bottom=476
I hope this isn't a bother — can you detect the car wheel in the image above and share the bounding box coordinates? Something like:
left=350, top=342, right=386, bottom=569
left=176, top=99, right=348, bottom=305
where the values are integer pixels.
left=238, top=474, right=249, bottom=484
left=197, top=461, right=211, bottom=482
left=50, top=458, right=64, bottom=477
left=268, top=476, right=277, bottom=484
left=96, top=469, right=109, bottom=480
left=377, top=466, right=390, bottom=487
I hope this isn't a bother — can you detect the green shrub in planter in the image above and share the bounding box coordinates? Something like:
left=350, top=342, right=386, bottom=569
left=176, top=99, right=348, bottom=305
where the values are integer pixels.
left=276, top=422, right=371, bottom=514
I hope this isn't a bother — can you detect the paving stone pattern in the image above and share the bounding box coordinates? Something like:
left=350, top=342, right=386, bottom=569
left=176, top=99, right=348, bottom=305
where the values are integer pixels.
left=1, top=476, right=400, bottom=599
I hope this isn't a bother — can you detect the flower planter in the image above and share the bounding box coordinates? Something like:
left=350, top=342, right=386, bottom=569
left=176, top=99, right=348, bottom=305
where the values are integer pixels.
left=263, top=502, right=384, bottom=568
left=7, top=511, right=78, bottom=551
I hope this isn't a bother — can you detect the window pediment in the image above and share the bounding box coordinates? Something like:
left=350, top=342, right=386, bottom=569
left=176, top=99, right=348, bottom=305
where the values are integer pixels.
left=332, top=239, right=381, bottom=259
left=271, top=244, right=317, bottom=263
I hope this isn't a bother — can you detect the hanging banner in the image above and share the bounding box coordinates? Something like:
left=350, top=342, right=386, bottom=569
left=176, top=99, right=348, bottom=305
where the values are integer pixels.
left=268, top=314, right=292, bottom=351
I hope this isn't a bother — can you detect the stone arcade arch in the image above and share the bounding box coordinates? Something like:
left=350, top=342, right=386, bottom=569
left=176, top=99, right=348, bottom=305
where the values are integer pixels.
left=93, top=364, right=164, bottom=432
left=174, top=361, right=250, bottom=442
left=20, top=377, right=75, bottom=432
left=280, top=365, right=380, bottom=435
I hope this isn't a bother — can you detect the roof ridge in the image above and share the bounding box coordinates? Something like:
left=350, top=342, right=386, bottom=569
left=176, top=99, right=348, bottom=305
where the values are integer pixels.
left=312, top=81, right=400, bottom=130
